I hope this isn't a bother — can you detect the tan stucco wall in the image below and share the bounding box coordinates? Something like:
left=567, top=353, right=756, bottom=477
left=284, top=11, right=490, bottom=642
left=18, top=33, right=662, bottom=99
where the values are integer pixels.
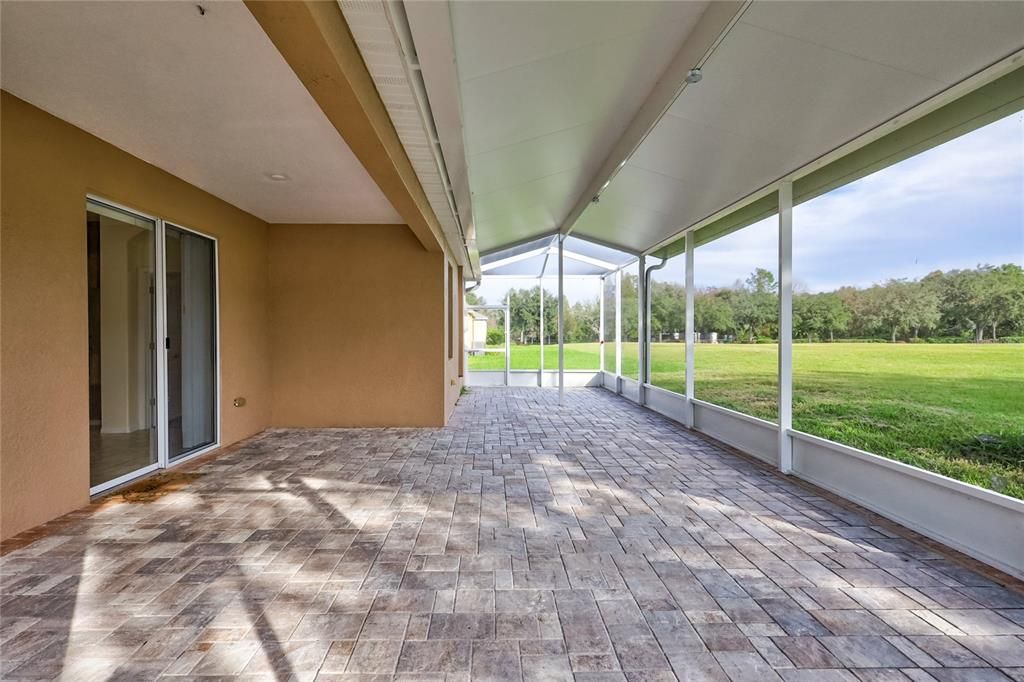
left=1, top=92, right=273, bottom=539
left=443, top=263, right=462, bottom=422
left=267, top=224, right=453, bottom=427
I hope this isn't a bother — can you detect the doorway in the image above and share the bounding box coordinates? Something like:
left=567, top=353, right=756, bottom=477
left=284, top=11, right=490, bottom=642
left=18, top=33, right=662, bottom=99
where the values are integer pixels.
left=86, top=199, right=219, bottom=493
left=165, top=224, right=217, bottom=460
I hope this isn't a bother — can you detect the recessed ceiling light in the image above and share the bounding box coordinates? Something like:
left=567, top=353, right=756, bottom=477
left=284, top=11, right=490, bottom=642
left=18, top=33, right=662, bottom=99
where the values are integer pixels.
left=266, top=172, right=289, bottom=181
left=685, top=68, right=702, bottom=84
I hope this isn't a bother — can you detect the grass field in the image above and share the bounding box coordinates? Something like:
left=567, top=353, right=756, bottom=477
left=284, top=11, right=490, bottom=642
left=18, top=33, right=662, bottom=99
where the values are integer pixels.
left=468, top=342, right=1024, bottom=499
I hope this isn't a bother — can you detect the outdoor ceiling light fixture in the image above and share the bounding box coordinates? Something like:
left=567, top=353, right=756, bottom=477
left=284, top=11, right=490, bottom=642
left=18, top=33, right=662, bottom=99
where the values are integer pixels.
left=686, top=68, right=703, bottom=84
left=266, top=172, right=290, bottom=181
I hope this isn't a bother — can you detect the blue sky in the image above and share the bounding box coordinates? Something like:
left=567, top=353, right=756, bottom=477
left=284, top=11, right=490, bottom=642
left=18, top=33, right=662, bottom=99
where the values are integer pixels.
left=699, top=111, right=1024, bottom=292
left=477, top=111, right=1023, bottom=303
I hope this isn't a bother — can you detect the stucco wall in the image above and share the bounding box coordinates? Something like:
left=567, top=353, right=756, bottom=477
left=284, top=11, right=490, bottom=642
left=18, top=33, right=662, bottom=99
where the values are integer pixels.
left=267, top=224, right=453, bottom=427
left=1, top=92, right=461, bottom=540
left=1, top=92, right=273, bottom=539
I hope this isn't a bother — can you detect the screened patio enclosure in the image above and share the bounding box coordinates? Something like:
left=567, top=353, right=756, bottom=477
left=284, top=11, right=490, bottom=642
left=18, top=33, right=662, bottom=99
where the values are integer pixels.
left=466, top=235, right=636, bottom=389
left=463, top=90, right=1024, bottom=582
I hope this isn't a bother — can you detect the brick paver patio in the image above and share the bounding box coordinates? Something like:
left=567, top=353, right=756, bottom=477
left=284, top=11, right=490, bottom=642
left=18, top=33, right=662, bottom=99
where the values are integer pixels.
left=2, top=387, right=1022, bottom=680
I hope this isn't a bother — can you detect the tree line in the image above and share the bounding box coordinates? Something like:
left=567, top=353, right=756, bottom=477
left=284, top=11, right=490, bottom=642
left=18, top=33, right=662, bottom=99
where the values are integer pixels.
left=470, top=263, right=1024, bottom=345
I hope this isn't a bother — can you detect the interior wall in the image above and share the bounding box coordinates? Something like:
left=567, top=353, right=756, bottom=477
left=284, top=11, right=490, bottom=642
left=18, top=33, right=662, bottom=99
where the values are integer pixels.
left=267, top=224, right=450, bottom=427
left=0, top=92, right=273, bottom=540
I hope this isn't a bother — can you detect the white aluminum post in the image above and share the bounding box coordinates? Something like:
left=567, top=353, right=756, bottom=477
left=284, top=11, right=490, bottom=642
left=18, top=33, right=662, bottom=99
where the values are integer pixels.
left=684, top=231, right=695, bottom=428
left=504, top=296, right=511, bottom=387
left=778, top=181, right=794, bottom=473
left=615, top=269, right=622, bottom=380
left=538, top=275, right=544, bottom=386
left=557, top=237, right=565, bottom=404
left=644, top=263, right=653, bottom=384
left=155, top=220, right=169, bottom=468
left=598, top=277, right=605, bottom=373
left=637, top=255, right=646, bottom=405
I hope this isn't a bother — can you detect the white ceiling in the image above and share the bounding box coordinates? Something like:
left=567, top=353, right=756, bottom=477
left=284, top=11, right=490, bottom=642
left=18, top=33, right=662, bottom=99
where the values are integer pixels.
left=570, top=0, right=1024, bottom=252
left=450, top=0, right=710, bottom=253
left=434, top=0, right=1024, bottom=257
left=0, top=1, right=403, bottom=225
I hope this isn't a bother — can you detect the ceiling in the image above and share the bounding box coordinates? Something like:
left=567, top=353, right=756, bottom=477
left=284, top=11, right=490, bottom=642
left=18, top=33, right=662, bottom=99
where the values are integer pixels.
left=480, top=235, right=635, bottom=278
left=448, top=0, right=710, bottom=254
left=418, top=0, right=1024, bottom=257
left=0, top=1, right=402, bottom=224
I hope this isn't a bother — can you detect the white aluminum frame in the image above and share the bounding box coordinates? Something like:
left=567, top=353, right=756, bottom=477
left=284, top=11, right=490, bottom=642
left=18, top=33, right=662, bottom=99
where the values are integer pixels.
left=777, top=181, right=794, bottom=473
left=598, top=276, right=605, bottom=373
left=538, top=273, right=545, bottom=383
left=504, top=296, right=511, bottom=385
left=86, top=195, right=222, bottom=496
left=557, top=237, right=565, bottom=404
left=614, top=269, right=622, bottom=379
left=464, top=303, right=510, bottom=384
left=636, top=255, right=646, bottom=405
left=684, top=231, right=695, bottom=427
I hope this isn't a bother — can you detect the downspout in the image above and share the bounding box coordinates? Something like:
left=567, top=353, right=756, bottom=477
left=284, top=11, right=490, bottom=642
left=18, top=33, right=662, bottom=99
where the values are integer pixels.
left=643, top=257, right=668, bottom=385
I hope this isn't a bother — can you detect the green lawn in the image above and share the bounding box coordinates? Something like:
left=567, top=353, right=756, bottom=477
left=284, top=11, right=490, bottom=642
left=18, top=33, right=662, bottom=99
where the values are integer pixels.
left=469, top=342, right=1024, bottom=498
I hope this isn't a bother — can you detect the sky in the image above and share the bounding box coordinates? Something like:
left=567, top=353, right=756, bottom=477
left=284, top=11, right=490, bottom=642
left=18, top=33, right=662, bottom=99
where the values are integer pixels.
left=475, top=111, right=1023, bottom=302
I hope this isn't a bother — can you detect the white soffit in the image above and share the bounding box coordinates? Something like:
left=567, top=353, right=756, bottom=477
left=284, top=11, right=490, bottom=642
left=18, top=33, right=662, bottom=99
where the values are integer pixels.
left=572, top=0, right=1024, bottom=252
left=448, top=0, right=710, bottom=253
left=0, top=1, right=402, bottom=224
left=338, top=0, right=469, bottom=267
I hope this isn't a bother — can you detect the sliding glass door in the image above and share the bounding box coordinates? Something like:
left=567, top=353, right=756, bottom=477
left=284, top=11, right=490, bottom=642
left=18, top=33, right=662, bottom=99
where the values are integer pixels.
left=87, top=200, right=219, bottom=492
left=87, top=200, right=159, bottom=488
left=165, top=225, right=217, bottom=459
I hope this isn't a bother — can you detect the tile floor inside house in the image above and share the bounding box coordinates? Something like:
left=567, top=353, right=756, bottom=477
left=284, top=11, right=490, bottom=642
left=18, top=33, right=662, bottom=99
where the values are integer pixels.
left=2, top=387, right=1023, bottom=681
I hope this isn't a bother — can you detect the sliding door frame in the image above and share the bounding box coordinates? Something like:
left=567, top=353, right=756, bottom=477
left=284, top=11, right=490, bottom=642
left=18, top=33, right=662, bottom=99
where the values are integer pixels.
left=163, top=220, right=222, bottom=466
left=86, top=195, right=221, bottom=495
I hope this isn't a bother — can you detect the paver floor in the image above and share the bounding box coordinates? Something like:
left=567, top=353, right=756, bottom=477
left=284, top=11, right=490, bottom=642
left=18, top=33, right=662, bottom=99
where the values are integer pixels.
left=2, top=387, right=1022, bottom=681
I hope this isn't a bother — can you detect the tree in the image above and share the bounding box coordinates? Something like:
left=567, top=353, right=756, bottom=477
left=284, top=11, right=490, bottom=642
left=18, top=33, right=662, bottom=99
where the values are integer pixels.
left=694, top=291, right=734, bottom=337
left=730, top=269, right=778, bottom=341
left=567, top=299, right=600, bottom=343
left=793, top=292, right=852, bottom=342
left=506, top=287, right=540, bottom=345
left=932, top=265, right=1024, bottom=342
left=815, top=293, right=852, bottom=342
left=872, top=279, right=940, bottom=342
left=620, top=273, right=639, bottom=341
left=650, top=280, right=685, bottom=340
left=464, top=290, right=485, bottom=307
left=981, top=264, right=1024, bottom=341
left=745, top=268, right=778, bottom=296
left=793, top=294, right=818, bottom=342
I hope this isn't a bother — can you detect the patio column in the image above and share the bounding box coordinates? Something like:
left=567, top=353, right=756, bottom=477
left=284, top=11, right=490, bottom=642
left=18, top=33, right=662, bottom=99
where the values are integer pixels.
left=598, top=276, right=605, bottom=373
left=637, top=254, right=646, bottom=405
left=615, top=268, right=622, bottom=386
left=558, top=236, right=565, bottom=404
left=685, top=231, right=695, bottom=428
left=539, top=274, right=544, bottom=386
left=504, top=294, right=511, bottom=386
left=778, top=180, right=794, bottom=473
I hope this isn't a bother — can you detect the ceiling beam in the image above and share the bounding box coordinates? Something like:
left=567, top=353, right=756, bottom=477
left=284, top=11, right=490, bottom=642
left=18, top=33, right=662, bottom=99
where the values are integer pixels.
left=558, top=0, right=749, bottom=239
left=245, top=0, right=444, bottom=252
left=480, top=246, right=550, bottom=272
left=561, top=250, right=617, bottom=272
left=478, top=232, right=558, bottom=258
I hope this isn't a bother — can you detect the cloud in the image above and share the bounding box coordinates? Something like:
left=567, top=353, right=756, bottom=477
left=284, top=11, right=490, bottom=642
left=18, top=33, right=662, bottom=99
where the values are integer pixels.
left=695, top=112, right=1024, bottom=291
